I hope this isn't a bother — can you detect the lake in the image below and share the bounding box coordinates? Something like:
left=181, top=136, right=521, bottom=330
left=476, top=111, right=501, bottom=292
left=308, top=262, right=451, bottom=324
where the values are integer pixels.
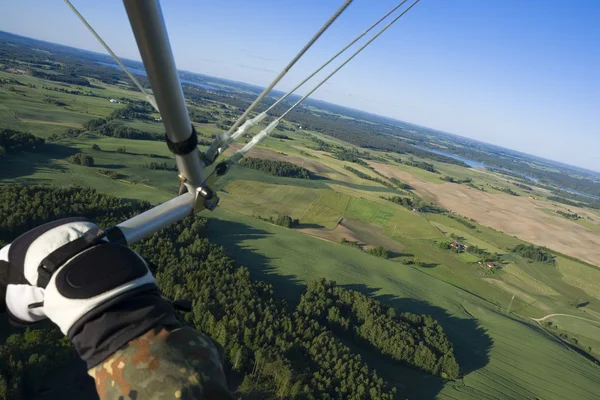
left=415, top=145, right=600, bottom=200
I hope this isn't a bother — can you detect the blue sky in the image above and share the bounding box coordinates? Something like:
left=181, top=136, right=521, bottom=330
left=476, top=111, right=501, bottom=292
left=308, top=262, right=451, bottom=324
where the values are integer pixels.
left=1, top=1, right=599, bottom=170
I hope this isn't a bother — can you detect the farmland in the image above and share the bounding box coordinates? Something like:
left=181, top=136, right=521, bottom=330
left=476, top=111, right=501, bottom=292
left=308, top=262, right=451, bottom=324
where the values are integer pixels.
left=2, top=31, right=600, bottom=398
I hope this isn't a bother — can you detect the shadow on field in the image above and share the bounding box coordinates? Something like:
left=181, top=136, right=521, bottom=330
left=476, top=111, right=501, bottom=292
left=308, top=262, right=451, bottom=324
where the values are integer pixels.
left=388, top=250, right=414, bottom=258
left=95, top=163, right=127, bottom=169
left=294, top=222, right=325, bottom=229
left=205, top=217, right=307, bottom=301
left=0, top=143, right=77, bottom=179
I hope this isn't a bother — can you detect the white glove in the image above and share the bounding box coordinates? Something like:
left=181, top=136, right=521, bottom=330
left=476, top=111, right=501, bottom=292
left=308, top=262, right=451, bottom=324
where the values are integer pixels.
left=0, top=217, right=179, bottom=368
left=0, top=218, right=154, bottom=333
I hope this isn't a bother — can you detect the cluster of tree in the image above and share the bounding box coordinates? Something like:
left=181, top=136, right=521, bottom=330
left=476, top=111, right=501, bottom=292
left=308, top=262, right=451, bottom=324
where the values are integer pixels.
left=333, top=148, right=369, bottom=166
left=511, top=244, right=555, bottom=264
left=0, top=129, right=45, bottom=156
left=513, top=182, right=533, bottom=191
left=0, top=327, right=80, bottom=398
left=493, top=186, right=519, bottom=196
left=68, top=153, right=94, bottom=167
left=110, top=103, right=155, bottom=121
left=390, top=177, right=412, bottom=190
left=270, top=133, right=291, bottom=140
left=382, top=195, right=446, bottom=214
left=141, top=162, right=177, bottom=171
left=340, top=239, right=390, bottom=259
left=466, top=245, right=500, bottom=262
left=296, top=280, right=460, bottom=379
left=216, top=120, right=232, bottom=130
left=255, top=214, right=299, bottom=228
left=368, top=245, right=389, bottom=259
left=0, top=77, right=24, bottom=85
left=556, top=210, right=580, bottom=220
left=0, top=184, right=462, bottom=397
left=98, top=169, right=126, bottom=180
left=340, top=237, right=361, bottom=249
left=440, top=176, right=472, bottom=184
left=547, top=190, right=600, bottom=211
left=304, top=133, right=335, bottom=152
left=42, top=97, right=67, bottom=107
left=41, top=84, right=99, bottom=97
left=394, top=157, right=438, bottom=173
left=189, top=109, right=216, bottom=123
left=343, top=165, right=396, bottom=189
left=239, top=157, right=311, bottom=179
left=31, top=70, right=91, bottom=87
left=95, top=123, right=162, bottom=141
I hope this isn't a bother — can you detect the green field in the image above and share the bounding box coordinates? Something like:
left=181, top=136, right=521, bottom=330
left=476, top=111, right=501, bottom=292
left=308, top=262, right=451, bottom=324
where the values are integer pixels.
left=207, top=209, right=600, bottom=400
left=2, top=65, right=600, bottom=399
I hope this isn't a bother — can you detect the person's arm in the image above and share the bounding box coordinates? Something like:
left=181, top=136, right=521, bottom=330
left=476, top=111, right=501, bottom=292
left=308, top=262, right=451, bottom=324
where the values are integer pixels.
left=90, top=325, right=231, bottom=400
left=0, top=218, right=234, bottom=400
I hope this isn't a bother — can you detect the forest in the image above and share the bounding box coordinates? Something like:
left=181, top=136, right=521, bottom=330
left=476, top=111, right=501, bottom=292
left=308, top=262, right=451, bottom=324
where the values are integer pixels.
left=0, top=185, right=461, bottom=398
left=238, top=157, right=312, bottom=179
left=0, top=129, right=45, bottom=156
left=296, top=280, right=459, bottom=379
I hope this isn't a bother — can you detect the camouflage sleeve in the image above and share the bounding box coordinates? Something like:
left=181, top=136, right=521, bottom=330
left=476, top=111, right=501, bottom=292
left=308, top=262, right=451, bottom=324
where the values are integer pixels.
left=88, top=325, right=234, bottom=400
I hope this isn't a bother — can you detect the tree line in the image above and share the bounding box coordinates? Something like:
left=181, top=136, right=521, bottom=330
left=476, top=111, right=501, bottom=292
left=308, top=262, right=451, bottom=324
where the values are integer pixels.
left=345, top=165, right=390, bottom=186
left=395, top=157, right=438, bottom=173
left=255, top=214, right=299, bottom=228
left=340, top=238, right=390, bottom=259
left=0, top=129, right=45, bottom=157
left=141, top=161, right=177, bottom=171
left=239, top=157, right=312, bottom=179
left=555, top=210, right=580, bottom=220
left=31, top=70, right=91, bottom=87
left=440, top=175, right=472, bottom=184
left=0, top=185, right=460, bottom=398
left=382, top=195, right=446, bottom=214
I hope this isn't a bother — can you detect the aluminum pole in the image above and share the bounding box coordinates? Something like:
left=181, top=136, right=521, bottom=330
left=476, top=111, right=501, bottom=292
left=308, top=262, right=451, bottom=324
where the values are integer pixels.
left=114, top=192, right=195, bottom=245
left=123, top=0, right=206, bottom=189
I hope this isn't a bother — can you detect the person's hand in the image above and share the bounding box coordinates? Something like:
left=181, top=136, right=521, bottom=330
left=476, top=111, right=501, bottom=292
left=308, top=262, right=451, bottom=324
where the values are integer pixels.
left=0, top=217, right=179, bottom=368
left=0, top=217, right=99, bottom=326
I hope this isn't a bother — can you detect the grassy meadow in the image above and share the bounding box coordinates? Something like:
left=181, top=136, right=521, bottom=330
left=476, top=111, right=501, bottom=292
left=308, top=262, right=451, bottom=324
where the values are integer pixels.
left=2, top=67, right=600, bottom=398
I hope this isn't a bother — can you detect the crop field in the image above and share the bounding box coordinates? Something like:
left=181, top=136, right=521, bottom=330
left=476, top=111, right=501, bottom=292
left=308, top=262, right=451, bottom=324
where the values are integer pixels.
left=2, top=61, right=600, bottom=399
left=208, top=209, right=600, bottom=400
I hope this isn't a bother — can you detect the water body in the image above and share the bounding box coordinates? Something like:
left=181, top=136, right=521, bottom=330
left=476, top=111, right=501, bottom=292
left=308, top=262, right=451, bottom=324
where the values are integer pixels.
left=414, top=145, right=600, bottom=200
left=97, top=62, right=223, bottom=91
left=413, top=145, right=486, bottom=168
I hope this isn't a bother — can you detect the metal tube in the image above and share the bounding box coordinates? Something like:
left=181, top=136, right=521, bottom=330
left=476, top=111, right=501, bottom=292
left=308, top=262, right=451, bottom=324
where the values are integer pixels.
left=123, top=0, right=206, bottom=188
left=116, top=192, right=195, bottom=245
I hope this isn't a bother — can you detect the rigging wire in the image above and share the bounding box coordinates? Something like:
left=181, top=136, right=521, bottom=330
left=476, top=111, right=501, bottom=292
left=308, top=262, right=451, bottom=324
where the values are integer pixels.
left=229, top=0, right=421, bottom=161
left=222, top=0, right=354, bottom=141
left=64, top=0, right=159, bottom=112
left=226, top=0, right=409, bottom=144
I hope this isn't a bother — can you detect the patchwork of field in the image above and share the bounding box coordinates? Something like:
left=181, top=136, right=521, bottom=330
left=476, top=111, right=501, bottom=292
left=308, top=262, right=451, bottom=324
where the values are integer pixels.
left=3, top=67, right=600, bottom=399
